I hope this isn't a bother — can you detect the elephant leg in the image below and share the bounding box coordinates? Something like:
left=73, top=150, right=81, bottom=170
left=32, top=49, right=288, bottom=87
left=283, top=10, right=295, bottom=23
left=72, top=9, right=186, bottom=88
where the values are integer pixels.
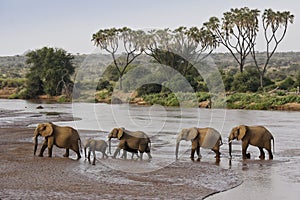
left=212, top=144, right=221, bottom=159
left=259, top=147, right=265, bottom=160
left=147, top=152, right=152, bottom=160
left=113, top=148, right=121, bottom=159
left=242, top=142, right=249, bottom=159
left=39, top=141, right=48, bottom=157
left=64, top=148, right=70, bottom=157
left=190, top=148, right=196, bottom=161
left=92, top=150, right=96, bottom=165
left=48, top=146, right=53, bottom=157
left=103, top=151, right=109, bottom=159
left=212, top=149, right=221, bottom=159
left=47, top=137, right=54, bottom=157
left=122, top=151, right=127, bottom=159
left=196, top=146, right=201, bottom=162
left=88, top=150, right=91, bottom=164
left=140, top=152, right=144, bottom=160
left=267, top=148, right=273, bottom=160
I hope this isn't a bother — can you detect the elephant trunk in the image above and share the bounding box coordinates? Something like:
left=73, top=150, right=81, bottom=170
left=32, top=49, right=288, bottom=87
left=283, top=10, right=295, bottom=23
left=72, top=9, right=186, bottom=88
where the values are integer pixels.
left=175, top=140, right=181, bottom=160
left=108, top=138, right=112, bottom=155
left=33, top=136, right=38, bottom=156
left=228, top=139, right=232, bottom=158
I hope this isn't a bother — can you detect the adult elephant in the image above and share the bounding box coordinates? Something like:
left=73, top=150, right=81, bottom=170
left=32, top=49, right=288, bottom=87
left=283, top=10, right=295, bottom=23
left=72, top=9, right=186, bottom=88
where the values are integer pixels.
left=176, top=127, right=223, bottom=161
left=33, top=122, right=82, bottom=159
left=108, top=127, right=152, bottom=160
left=228, top=125, right=274, bottom=160
left=84, top=138, right=108, bottom=165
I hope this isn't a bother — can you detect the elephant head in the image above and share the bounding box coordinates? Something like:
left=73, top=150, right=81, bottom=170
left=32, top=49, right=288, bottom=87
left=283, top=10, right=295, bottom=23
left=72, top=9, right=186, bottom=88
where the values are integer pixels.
left=228, top=125, right=247, bottom=158
left=175, top=127, right=198, bottom=160
left=108, top=127, right=124, bottom=154
left=33, top=123, right=53, bottom=155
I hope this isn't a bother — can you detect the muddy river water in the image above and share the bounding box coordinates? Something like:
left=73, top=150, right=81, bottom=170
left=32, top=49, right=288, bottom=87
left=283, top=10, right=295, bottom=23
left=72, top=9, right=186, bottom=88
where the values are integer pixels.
left=1, top=99, right=299, bottom=199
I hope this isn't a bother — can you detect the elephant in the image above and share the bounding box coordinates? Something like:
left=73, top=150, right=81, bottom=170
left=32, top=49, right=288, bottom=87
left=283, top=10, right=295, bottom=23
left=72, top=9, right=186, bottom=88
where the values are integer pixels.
left=228, top=125, right=274, bottom=160
left=175, top=127, right=223, bottom=161
left=108, top=127, right=152, bottom=160
left=84, top=138, right=108, bottom=165
left=33, top=122, right=82, bottom=159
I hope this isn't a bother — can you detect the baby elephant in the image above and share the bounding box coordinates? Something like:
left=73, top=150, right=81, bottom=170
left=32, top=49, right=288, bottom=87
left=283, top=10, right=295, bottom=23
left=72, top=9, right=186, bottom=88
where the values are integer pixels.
left=84, top=138, right=108, bottom=165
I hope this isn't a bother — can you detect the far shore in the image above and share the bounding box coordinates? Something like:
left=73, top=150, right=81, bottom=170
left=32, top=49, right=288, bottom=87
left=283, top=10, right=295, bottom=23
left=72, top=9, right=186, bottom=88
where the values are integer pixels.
left=1, top=86, right=300, bottom=111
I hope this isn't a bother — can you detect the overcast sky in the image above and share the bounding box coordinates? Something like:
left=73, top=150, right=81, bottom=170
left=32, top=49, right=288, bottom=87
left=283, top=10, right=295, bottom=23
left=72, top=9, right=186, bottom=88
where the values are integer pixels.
left=0, top=0, right=299, bottom=56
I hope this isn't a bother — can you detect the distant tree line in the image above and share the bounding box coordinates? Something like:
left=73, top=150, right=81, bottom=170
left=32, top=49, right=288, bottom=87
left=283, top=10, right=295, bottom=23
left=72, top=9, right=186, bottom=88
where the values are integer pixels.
left=93, top=7, right=295, bottom=94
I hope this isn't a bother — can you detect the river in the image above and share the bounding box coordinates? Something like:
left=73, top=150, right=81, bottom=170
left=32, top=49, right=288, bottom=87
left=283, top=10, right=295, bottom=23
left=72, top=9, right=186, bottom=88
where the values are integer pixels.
left=0, top=99, right=299, bottom=199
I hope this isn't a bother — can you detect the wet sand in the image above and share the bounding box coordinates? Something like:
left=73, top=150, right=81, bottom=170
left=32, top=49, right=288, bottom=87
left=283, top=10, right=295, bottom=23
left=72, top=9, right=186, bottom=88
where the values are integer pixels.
left=0, top=111, right=241, bottom=199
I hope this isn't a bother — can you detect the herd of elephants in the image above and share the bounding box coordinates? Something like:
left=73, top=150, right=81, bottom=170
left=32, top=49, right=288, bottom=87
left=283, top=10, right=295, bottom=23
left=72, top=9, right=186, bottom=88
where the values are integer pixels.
left=33, top=122, right=274, bottom=165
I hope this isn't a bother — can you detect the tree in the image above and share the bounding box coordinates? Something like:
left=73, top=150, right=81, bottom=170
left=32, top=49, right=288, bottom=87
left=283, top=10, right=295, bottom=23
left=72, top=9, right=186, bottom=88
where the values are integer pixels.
left=231, top=69, right=261, bottom=92
left=251, top=9, right=294, bottom=88
left=144, top=27, right=217, bottom=92
left=92, top=27, right=144, bottom=89
left=26, top=47, right=75, bottom=97
left=145, top=26, right=217, bottom=76
left=204, top=7, right=260, bottom=73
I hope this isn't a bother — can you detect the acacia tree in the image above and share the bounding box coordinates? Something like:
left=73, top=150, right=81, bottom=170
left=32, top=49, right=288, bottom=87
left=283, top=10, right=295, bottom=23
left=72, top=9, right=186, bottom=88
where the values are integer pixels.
left=144, top=26, right=218, bottom=76
left=204, top=7, right=260, bottom=73
left=26, top=47, right=75, bottom=97
left=92, top=27, right=144, bottom=89
left=251, top=9, right=294, bottom=88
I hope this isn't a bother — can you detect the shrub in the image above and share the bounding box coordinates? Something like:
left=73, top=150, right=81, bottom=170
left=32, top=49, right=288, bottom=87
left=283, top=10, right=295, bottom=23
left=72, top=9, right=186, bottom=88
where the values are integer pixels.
left=279, top=77, right=295, bottom=90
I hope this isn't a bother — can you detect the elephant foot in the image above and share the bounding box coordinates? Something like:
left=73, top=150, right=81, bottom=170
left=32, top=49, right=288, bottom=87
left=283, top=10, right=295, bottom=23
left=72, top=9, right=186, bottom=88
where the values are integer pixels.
left=259, top=155, right=265, bottom=160
left=197, top=158, right=201, bottom=162
left=38, top=154, right=43, bottom=157
left=242, top=153, right=251, bottom=159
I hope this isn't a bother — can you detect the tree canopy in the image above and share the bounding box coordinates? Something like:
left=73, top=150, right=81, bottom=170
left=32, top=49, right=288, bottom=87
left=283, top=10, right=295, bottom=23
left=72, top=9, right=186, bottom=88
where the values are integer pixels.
left=25, top=47, right=75, bottom=98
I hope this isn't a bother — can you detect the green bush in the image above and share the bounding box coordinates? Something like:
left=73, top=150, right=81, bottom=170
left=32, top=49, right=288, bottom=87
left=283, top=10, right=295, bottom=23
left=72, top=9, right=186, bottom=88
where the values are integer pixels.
left=279, top=77, right=295, bottom=90
left=137, top=84, right=162, bottom=96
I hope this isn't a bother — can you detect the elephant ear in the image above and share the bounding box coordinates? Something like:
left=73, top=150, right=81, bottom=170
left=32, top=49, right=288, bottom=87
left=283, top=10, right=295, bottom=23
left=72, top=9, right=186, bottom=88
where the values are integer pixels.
left=40, top=123, right=53, bottom=137
left=238, top=125, right=247, bottom=140
left=117, top=128, right=124, bottom=139
left=186, top=127, right=198, bottom=141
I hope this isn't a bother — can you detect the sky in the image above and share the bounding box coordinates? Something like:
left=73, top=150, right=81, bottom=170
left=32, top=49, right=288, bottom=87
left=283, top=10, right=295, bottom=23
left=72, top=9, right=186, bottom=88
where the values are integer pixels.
left=0, top=0, right=300, bottom=56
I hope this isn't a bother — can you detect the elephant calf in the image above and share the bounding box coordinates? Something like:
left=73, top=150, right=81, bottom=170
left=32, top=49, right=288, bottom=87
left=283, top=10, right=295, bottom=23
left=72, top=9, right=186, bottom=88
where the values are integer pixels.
left=84, top=138, right=108, bottom=165
left=33, top=122, right=82, bottom=159
left=228, top=125, right=274, bottom=160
